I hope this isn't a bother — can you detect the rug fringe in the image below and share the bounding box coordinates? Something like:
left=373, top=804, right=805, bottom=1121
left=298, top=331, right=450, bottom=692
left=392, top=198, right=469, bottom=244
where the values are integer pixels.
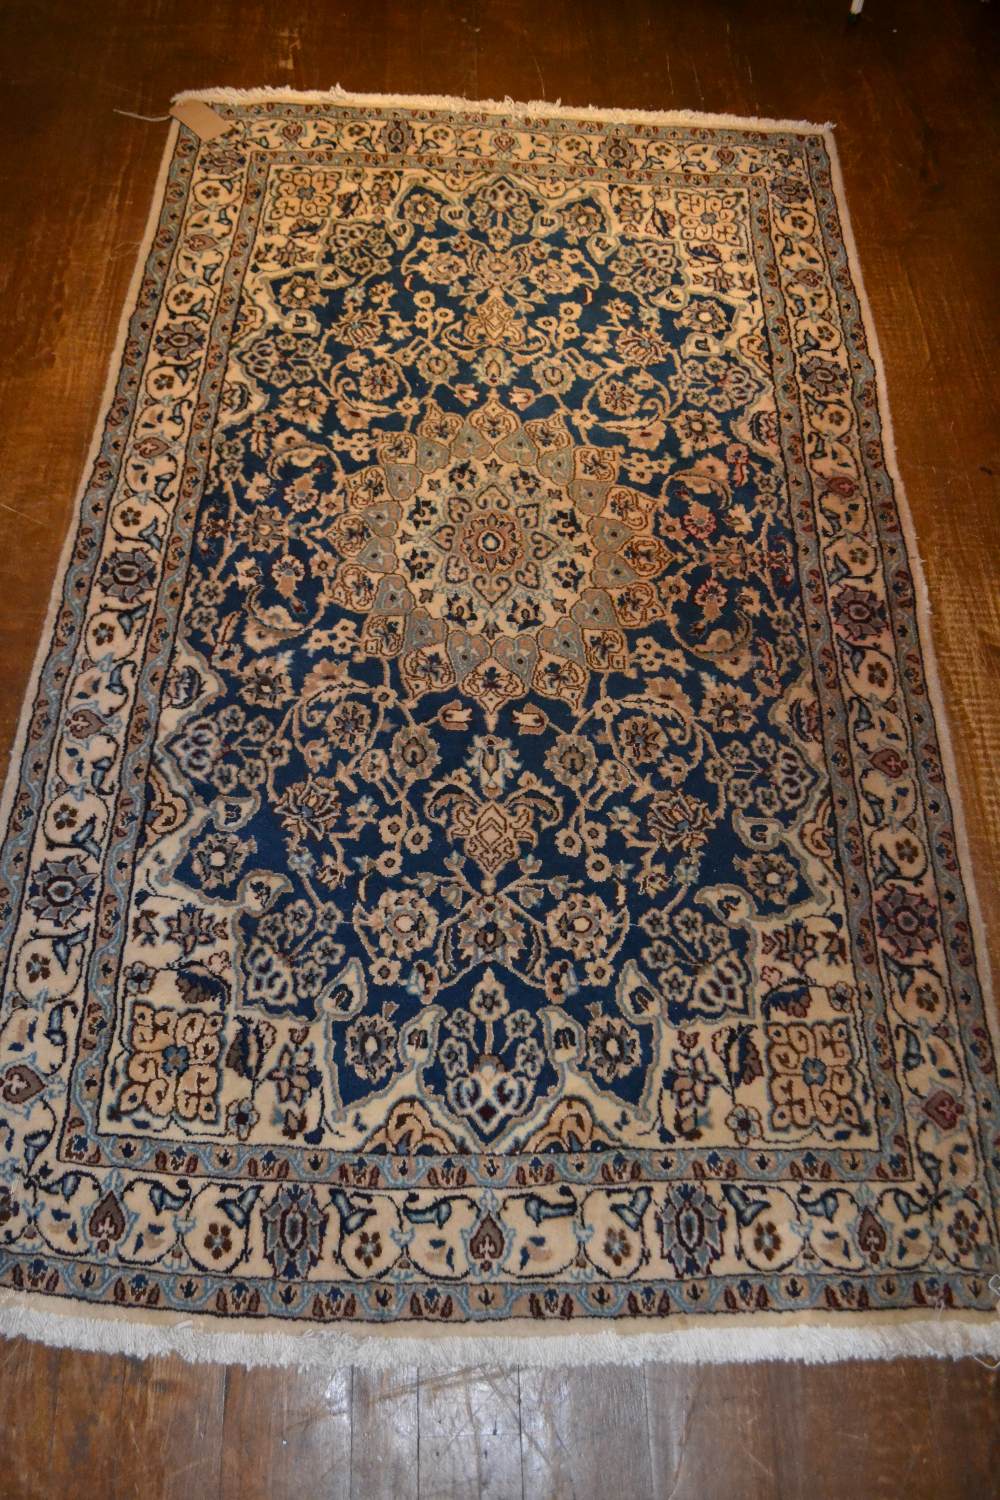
left=1, top=1294, right=998, bottom=1369
left=169, top=85, right=834, bottom=134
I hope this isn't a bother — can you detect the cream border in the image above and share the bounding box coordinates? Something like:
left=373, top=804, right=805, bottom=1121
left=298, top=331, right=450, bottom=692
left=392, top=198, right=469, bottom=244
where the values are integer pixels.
left=820, top=125, right=997, bottom=1045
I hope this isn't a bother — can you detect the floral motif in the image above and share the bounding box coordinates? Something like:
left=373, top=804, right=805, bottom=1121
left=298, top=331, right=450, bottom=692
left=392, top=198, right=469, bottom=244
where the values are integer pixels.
left=119, top=1006, right=223, bottom=1123
left=765, top=1022, right=863, bottom=1134
left=262, top=1185, right=327, bottom=1279
left=658, top=1183, right=727, bottom=1276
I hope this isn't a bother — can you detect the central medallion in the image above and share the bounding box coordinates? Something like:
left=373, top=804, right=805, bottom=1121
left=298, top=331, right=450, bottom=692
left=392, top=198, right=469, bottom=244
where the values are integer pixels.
left=405, top=459, right=574, bottom=638
left=325, top=396, right=674, bottom=720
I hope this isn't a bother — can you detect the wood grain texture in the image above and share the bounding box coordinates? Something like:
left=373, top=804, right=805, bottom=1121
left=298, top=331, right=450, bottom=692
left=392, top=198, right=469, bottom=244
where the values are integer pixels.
left=0, top=1, right=997, bottom=1496
left=350, top=1368, right=420, bottom=1499
left=520, top=1366, right=653, bottom=1499
left=116, top=1356, right=226, bottom=1500
left=417, top=1369, right=523, bottom=1499
left=218, top=1367, right=352, bottom=1500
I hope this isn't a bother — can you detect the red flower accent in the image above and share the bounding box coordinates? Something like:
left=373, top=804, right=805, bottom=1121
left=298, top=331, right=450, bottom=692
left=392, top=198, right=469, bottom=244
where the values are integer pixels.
left=871, top=747, right=907, bottom=779
left=923, top=1089, right=964, bottom=1130
left=875, top=884, right=938, bottom=959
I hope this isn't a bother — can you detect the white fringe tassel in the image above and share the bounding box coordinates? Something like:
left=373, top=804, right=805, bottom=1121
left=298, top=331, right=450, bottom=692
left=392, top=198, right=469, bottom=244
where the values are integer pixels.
left=170, top=83, right=835, bottom=134
left=2, top=1296, right=999, bottom=1370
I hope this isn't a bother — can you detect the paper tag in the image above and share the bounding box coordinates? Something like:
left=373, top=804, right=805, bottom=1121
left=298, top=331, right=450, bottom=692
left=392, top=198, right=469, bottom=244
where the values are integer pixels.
left=169, top=100, right=233, bottom=141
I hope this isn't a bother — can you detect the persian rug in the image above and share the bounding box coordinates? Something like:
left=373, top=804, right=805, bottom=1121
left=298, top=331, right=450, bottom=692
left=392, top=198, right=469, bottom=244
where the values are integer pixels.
left=0, top=88, right=996, bottom=1367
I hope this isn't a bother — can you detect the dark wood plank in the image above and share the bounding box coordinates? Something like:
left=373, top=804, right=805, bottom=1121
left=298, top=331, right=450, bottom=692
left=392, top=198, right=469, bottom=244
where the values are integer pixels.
left=920, top=1358, right=1000, bottom=1500
left=46, top=1350, right=127, bottom=1500
left=417, top=1368, right=524, bottom=1500
left=765, top=1357, right=1000, bottom=1500
left=219, top=1365, right=353, bottom=1500
left=113, top=1354, right=226, bottom=1500
left=644, top=1364, right=779, bottom=1500
left=2, top=1336, right=62, bottom=1500
left=351, top=1367, right=420, bottom=1500
left=520, top=1365, right=654, bottom=1500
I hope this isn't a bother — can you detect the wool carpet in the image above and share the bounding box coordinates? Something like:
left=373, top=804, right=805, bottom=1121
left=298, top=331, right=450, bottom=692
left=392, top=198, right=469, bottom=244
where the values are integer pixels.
left=0, top=89, right=996, bottom=1367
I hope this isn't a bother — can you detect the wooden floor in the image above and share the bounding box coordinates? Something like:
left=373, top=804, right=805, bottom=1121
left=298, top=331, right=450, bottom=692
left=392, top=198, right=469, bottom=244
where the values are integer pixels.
left=0, top=1, right=998, bottom=1495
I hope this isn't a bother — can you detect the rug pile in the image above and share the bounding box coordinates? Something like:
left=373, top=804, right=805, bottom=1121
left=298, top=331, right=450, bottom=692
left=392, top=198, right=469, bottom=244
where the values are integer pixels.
left=0, top=89, right=996, bottom=1365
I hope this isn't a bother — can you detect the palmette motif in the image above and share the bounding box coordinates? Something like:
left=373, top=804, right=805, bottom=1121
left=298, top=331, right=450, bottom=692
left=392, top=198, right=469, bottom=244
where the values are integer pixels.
left=0, top=99, right=996, bottom=1335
